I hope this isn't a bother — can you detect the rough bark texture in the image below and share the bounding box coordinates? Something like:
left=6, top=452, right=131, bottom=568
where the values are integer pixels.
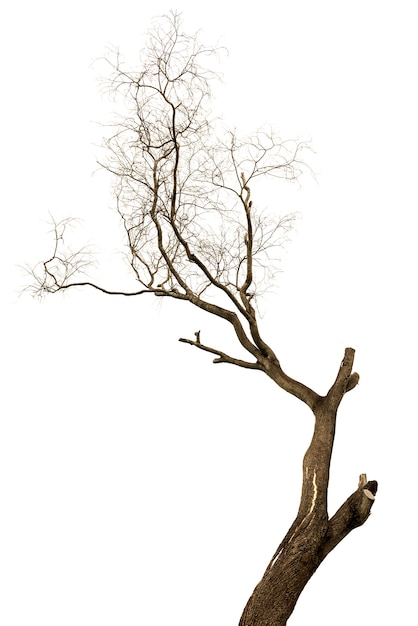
left=238, top=348, right=377, bottom=626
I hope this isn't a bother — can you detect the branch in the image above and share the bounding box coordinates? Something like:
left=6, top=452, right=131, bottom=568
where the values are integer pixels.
left=320, top=474, right=378, bottom=559
left=179, top=334, right=262, bottom=370
left=326, top=347, right=359, bottom=410
left=48, top=281, right=154, bottom=296
left=345, top=371, right=360, bottom=393
left=258, top=357, right=320, bottom=410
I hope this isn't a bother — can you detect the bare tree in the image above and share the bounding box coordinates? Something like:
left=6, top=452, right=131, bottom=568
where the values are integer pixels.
left=27, top=12, right=377, bottom=626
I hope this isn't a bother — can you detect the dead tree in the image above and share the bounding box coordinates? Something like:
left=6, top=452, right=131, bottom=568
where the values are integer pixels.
left=27, top=12, right=377, bottom=625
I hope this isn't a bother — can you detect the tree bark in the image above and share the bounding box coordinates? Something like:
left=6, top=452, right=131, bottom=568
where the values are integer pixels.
left=239, top=349, right=377, bottom=626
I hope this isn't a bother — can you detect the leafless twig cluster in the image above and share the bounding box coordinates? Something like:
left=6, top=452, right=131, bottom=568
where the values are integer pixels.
left=27, top=11, right=311, bottom=368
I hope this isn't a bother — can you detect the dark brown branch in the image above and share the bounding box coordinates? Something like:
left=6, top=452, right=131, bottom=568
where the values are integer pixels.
left=50, top=281, right=153, bottom=296
left=178, top=336, right=262, bottom=370
left=239, top=171, right=254, bottom=299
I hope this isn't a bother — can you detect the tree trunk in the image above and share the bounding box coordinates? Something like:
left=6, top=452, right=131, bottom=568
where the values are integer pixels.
left=239, top=349, right=377, bottom=626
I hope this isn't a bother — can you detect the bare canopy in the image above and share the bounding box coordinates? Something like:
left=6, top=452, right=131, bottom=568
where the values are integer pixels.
left=28, top=12, right=308, bottom=372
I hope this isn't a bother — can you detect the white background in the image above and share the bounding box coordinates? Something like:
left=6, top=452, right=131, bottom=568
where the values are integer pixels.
left=1, top=1, right=417, bottom=624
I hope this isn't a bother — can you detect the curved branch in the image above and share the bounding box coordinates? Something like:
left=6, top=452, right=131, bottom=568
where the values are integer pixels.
left=47, top=282, right=153, bottom=297
left=259, top=356, right=321, bottom=410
